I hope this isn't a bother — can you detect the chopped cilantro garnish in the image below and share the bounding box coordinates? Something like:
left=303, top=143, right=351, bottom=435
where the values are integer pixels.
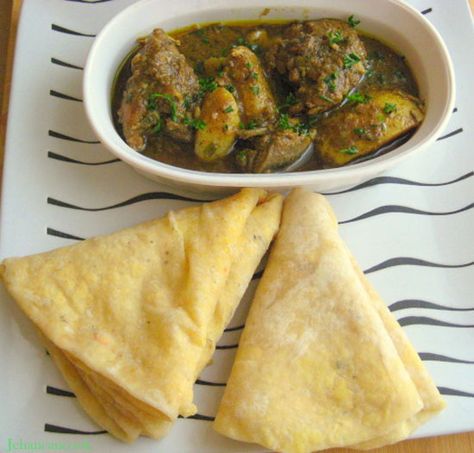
left=346, top=91, right=371, bottom=104
left=278, top=113, right=292, bottom=131
left=199, top=77, right=218, bottom=94
left=251, top=85, right=260, bottom=95
left=148, top=93, right=178, bottom=122
left=278, top=92, right=298, bottom=111
left=233, top=37, right=261, bottom=54
left=245, top=62, right=253, bottom=70
left=324, top=72, right=338, bottom=92
left=328, top=30, right=344, bottom=45
left=343, top=53, right=361, bottom=69
left=278, top=113, right=309, bottom=136
left=319, top=94, right=335, bottom=103
left=183, top=117, right=207, bottom=130
left=225, top=84, right=236, bottom=93
left=348, top=15, right=360, bottom=28
left=246, top=119, right=259, bottom=130
left=251, top=71, right=259, bottom=80
left=339, top=145, right=359, bottom=155
left=383, top=102, right=397, bottom=114
left=353, top=127, right=366, bottom=136
left=183, top=95, right=192, bottom=110
left=223, top=105, right=234, bottom=113
left=151, top=118, right=163, bottom=134
left=195, top=28, right=209, bottom=44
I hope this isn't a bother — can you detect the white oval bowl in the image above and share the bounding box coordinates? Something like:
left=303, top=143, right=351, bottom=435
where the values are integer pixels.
left=83, top=0, right=455, bottom=197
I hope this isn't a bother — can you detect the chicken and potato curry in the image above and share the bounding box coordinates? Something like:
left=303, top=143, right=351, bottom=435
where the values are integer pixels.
left=113, top=17, right=423, bottom=173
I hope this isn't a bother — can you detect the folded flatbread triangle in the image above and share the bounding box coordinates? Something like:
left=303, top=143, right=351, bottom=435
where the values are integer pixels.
left=2, top=188, right=283, bottom=442
left=214, top=188, right=444, bottom=453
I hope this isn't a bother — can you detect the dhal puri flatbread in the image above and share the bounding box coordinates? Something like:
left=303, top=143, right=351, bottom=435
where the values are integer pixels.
left=1, top=188, right=283, bottom=442
left=214, top=188, right=444, bottom=453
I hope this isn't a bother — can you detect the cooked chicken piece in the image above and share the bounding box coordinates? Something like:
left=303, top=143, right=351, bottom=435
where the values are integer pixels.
left=315, top=90, right=424, bottom=167
left=266, top=19, right=367, bottom=115
left=195, top=88, right=241, bottom=161
left=224, top=46, right=277, bottom=127
left=118, top=28, right=199, bottom=151
left=236, top=121, right=316, bottom=173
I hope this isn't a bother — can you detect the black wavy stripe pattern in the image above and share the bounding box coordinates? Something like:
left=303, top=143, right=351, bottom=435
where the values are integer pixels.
left=51, top=57, right=83, bottom=70
left=339, top=203, right=473, bottom=224
left=46, top=385, right=75, bottom=397
left=50, top=90, right=82, bottom=102
left=438, top=387, right=474, bottom=398
left=325, top=172, right=473, bottom=195
left=216, top=344, right=239, bottom=350
left=47, top=227, right=85, bottom=241
left=437, top=128, right=463, bottom=141
left=389, top=299, right=474, bottom=312
left=49, top=130, right=100, bottom=144
left=419, top=353, right=474, bottom=364
left=398, top=316, right=474, bottom=328
left=224, top=324, right=245, bottom=332
left=48, top=151, right=120, bottom=166
left=47, top=193, right=212, bottom=211
left=363, top=257, right=473, bottom=274
left=45, top=424, right=106, bottom=434
left=52, top=24, right=96, bottom=37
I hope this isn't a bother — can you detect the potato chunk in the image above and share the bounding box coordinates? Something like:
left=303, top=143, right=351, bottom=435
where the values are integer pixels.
left=315, top=90, right=424, bottom=166
left=225, top=46, right=277, bottom=127
left=195, top=87, right=240, bottom=161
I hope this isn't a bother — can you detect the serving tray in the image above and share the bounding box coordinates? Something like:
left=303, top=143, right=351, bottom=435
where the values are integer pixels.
left=0, top=1, right=472, bottom=452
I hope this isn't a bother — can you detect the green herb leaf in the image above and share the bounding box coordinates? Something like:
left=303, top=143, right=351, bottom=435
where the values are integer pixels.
left=343, top=53, right=361, bottom=69
left=319, top=94, right=335, bottom=103
left=278, top=113, right=291, bottom=130
left=323, top=72, right=338, bottom=92
left=251, top=85, right=260, bottom=95
left=148, top=93, right=178, bottom=122
left=347, top=15, right=360, bottom=28
left=151, top=118, right=163, bottom=134
left=225, top=84, right=236, bottom=93
left=328, top=30, right=344, bottom=45
left=183, top=117, right=207, bottom=130
left=278, top=113, right=309, bottom=136
left=199, top=77, right=218, bottom=94
left=245, top=62, right=253, bottom=70
left=353, top=127, right=366, bottom=136
left=346, top=91, right=371, bottom=104
left=246, top=119, right=259, bottom=130
left=339, top=145, right=359, bottom=155
left=278, top=92, right=298, bottom=111
left=223, top=105, right=234, bottom=113
left=383, top=102, right=397, bottom=114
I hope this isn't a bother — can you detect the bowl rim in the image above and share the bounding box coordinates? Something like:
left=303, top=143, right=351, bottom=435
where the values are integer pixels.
left=83, top=0, right=455, bottom=188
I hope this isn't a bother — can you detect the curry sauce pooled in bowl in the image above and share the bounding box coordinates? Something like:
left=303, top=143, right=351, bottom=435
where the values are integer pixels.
left=112, top=16, right=424, bottom=174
